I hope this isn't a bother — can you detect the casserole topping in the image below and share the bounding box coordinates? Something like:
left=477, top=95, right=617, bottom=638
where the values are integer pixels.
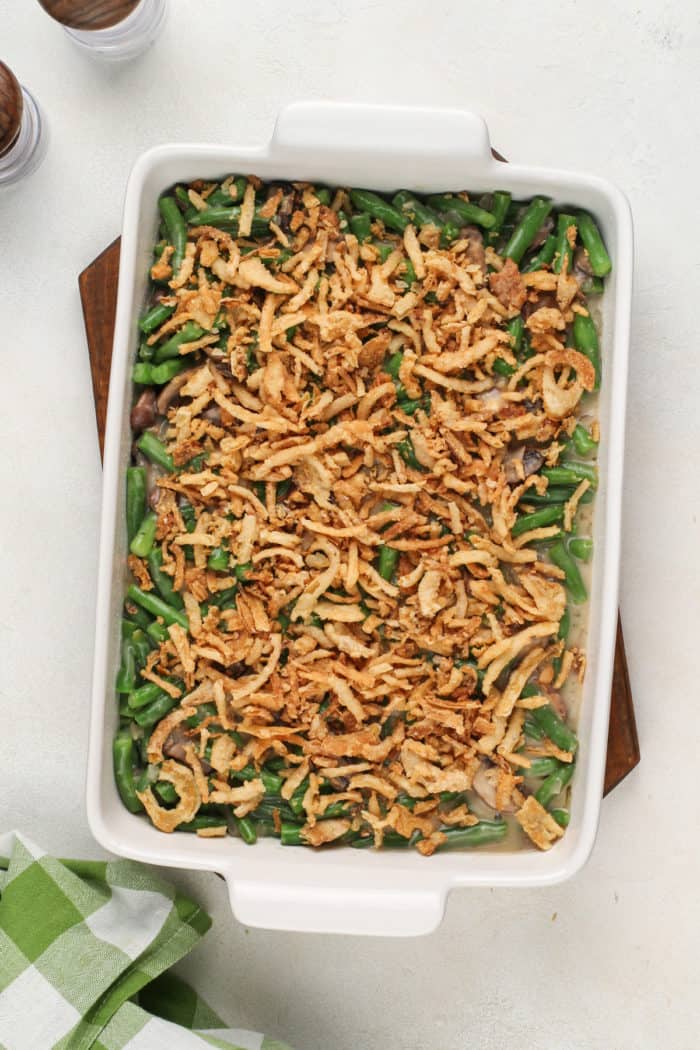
left=114, top=178, right=610, bottom=852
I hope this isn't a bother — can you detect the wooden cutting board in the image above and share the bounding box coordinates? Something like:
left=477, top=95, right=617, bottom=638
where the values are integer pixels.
left=79, top=237, right=640, bottom=796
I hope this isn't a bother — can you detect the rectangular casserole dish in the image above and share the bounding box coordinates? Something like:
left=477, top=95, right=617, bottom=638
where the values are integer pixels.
left=87, top=102, right=633, bottom=936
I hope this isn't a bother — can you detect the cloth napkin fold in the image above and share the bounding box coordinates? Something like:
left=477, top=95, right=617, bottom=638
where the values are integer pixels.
left=0, top=832, right=293, bottom=1050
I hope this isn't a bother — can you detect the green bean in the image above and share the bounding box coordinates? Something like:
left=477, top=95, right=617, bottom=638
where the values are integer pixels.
left=179, top=500, right=196, bottom=532
left=535, top=762, right=575, bottom=809
left=569, top=537, right=593, bottom=562
left=349, top=189, right=408, bottom=233
left=189, top=206, right=269, bottom=237
left=235, top=562, right=252, bottom=581
left=234, top=816, right=258, bottom=844
left=319, top=803, right=352, bottom=820
left=128, top=681, right=166, bottom=710
left=135, top=765, right=160, bottom=793
left=280, top=823, right=305, bottom=846
left=350, top=830, right=420, bottom=849
left=207, top=546, right=229, bottom=572
left=519, top=486, right=594, bottom=507
left=392, top=191, right=443, bottom=229
left=524, top=716, right=544, bottom=741
left=384, top=351, right=403, bottom=379
left=146, top=620, right=168, bottom=645
left=558, top=606, right=571, bottom=641
left=153, top=321, right=205, bottom=363
left=572, top=312, right=601, bottom=390
left=115, top=639, right=136, bottom=694
left=130, top=629, right=151, bottom=668
left=122, top=618, right=139, bottom=640
left=401, top=258, right=417, bottom=287
left=153, top=359, right=188, bottom=385
left=184, top=702, right=217, bottom=728
left=314, top=187, right=331, bottom=205
left=427, top=194, right=497, bottom=229
left=524, top=756, right=563, bottom=778
left=158, top=196, right=187, bottom=274
left=127, top=584, right=189, bottom=628
left=551, top=808, right=570, bottom=827
left=542, top=461, right=597, bottom=488
left=549, top=540, right=587, bottom=603
left=553, top=213, right=577, bottom=274
left=139, top=302, right=174, bottom=335
left=261, top=768, right=284, bottom=795
left=179, top=815, right=228, bottom=833
left=378, top=545, right=399, bottom=581
left=583, top=275, right=605, bottom=295
left=289, top=778, right=310, bottom=815
left=436, top=820, right=508, bottom=850
left=113, top=732, right=143, bottom=813
left=349, top=835, right=375, bottom=849
left=530, top=704, right=578, bottom=754
left=148, top=547, right=184, bottom=609
left=511, top=504, right=564, bottom=538
left=173, top=184, right=192, bottom=211
left=396, top=437, right=424, bottom=471
left=126, top=467, right=147, bottom=545
left=134, top=692, right=178, bottom=728
left=132, top=363, right=154, bottom=385
left=136, top=432, right=174, bottom=472
left=489, top=191, right=512, bottom=230
left=124, top=602, right=152, bottom=631
left=571, top=423, right=598, bottom=457
left=349, top=213, right=372, bottom=242
left=576, top=212, right=612, bottom=277
left=507, top=315, right=525, bottom=353
left=231, top=764, right=258, bottom=782
left=154, top=780, right=179, bottom=804
left=254, top=800, right=298, bottom=825
left=375, top=242, right=393, bottom=263
left=504, top=197, right=553, bottom=264
left=210, top=585, right=237, bottom=611
left=129, top=511, right=157, bottom=558
left=523, top=233, right=557, bottom=272
left=492, top=358, right=515, bottom=378
left=396, top=395, right=422, bottom=415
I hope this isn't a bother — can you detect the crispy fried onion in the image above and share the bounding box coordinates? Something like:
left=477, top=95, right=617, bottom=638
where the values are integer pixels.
left=127, top=175, right=596, bottom=852
left=137, top=760, right=200, bottom=832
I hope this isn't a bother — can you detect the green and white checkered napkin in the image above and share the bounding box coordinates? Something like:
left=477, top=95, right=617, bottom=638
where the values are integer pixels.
left=0, top=832, right=293, bottom=1050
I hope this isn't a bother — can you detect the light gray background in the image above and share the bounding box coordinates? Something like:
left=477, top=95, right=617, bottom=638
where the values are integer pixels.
left=1, top=2, right=698, bottom=1048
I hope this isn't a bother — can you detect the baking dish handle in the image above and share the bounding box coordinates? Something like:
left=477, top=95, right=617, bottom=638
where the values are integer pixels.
left=227, top=877, right=446, bottom=937
left=270, top=100, right=493, bottom=166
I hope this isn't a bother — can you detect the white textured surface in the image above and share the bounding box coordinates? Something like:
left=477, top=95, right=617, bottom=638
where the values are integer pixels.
left=0, top=2, right=698, bottom=1048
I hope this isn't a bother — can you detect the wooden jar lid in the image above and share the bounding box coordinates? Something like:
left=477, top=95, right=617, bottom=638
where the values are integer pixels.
left=0, top=62, right=23, bottom=159
left=37, top=0, right=140, bottom=30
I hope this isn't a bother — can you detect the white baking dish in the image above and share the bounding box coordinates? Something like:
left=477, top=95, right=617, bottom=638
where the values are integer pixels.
left=87, top=102, right=633, bottom=937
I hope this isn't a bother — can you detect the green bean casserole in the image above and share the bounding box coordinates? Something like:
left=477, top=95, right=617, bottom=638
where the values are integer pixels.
left=114, top=175, right=610, bottom=853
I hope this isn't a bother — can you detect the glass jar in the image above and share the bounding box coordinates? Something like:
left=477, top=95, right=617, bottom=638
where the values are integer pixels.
left=0, top=63, right=47, bottom=187
left=38, top=0, right=168, bottom=61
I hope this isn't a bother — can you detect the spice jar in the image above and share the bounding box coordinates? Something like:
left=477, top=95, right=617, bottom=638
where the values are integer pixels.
left=0, top=62, right=47, bottom=187
left=37, top=0, right=167, bottom=61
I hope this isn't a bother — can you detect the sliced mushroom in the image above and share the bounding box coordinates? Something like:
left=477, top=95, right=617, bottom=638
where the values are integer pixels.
left=156, top=368, right=198, bottom=416
left=461, top=225, right=485, bottom=270
left=530, top=214, right=555, bottom=249
left=164, top=727, right=213, bottom=774
left=472, top=762, right=517, bottom=813
left=130, top=388, right=157, bottom=432
left=504, top=445, right=544, bottom=485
